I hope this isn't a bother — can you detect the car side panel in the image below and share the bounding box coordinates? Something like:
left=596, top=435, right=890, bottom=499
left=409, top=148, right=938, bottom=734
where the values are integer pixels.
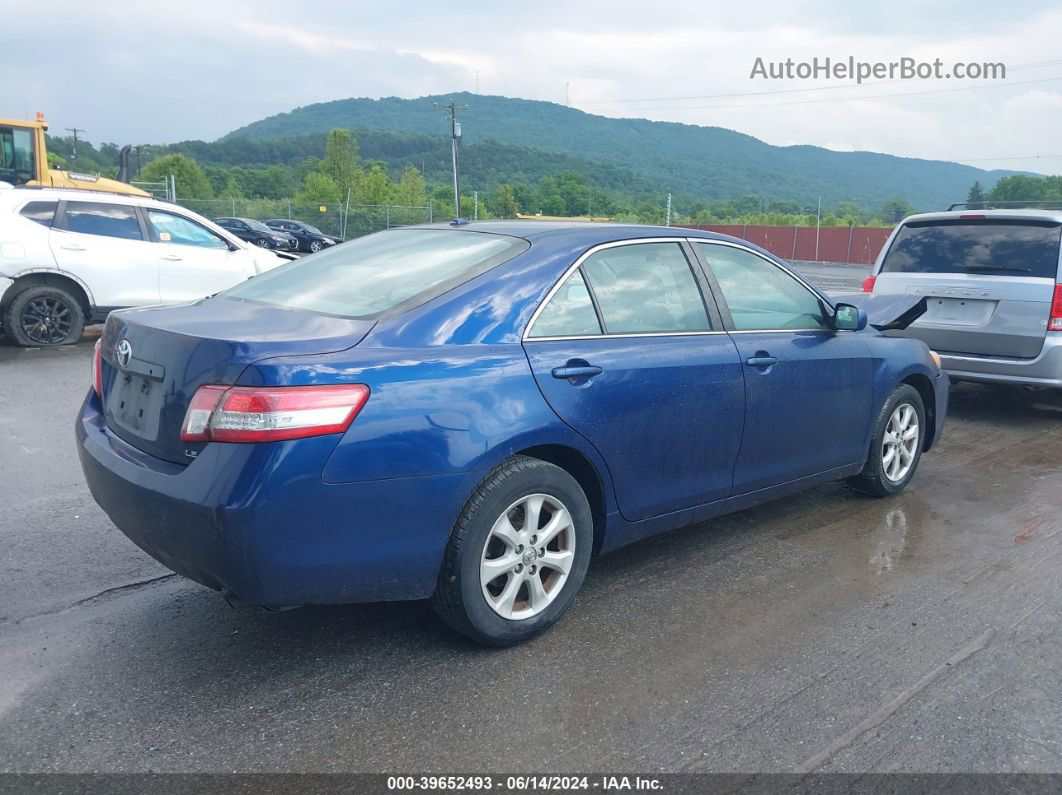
left=239, top=345, right=618, bottom=514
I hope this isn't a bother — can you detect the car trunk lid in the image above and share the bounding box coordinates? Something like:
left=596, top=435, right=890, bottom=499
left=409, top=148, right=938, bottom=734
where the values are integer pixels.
left=875, top=218, right=1060, bottom=358
left=98, top=297, right=374, bottom=465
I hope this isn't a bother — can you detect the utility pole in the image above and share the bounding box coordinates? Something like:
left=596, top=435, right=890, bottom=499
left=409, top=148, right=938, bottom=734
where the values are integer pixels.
left=433, top=101, right=467, bottom=218
left=473, top=191, right=479, bottom=221
left=475, top=71, right=480, bottom=94
left=665, top=193, right=672, bottom=227
left=814, top=195, right=822, bottom=262
left=565, top=82, right=571, bottom=106
left=65, top=128, right=85, bottom=161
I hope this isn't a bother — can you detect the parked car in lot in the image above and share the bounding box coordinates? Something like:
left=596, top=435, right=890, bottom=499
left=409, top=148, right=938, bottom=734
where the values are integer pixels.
left=264, top=219, right=338, bottom=253
left=864, top=209, right=1062, bottom=389
left=77, top=222, right=947, bottom=645
left=213, top=217, right=297, bottom=251
left=0, top=186, right=286, bottom=346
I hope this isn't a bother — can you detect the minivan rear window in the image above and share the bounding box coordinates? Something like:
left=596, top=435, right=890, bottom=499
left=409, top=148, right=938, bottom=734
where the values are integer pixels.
left=223, top=229, right=529, bottom=319
left=881, top=219, right=1061, bottom=278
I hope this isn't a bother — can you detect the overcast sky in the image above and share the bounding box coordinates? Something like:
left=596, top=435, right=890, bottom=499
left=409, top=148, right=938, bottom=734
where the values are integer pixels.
left=6, top=0, right=1061, bottom=174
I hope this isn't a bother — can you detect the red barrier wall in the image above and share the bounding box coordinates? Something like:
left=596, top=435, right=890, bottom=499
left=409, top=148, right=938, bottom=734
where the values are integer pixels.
left=681, top=225, right=894, bottom=264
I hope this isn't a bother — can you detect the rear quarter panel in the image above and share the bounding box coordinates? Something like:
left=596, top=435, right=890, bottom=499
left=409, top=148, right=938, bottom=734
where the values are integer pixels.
left=239, top=344, right=618, bottom=511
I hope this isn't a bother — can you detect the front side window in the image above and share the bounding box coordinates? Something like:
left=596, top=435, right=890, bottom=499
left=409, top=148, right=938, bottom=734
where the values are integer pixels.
left=224, top=229, right=528, bottom=319
left=62, top=202, right=143, bottom=241
left=19, top=201, right=58, bottom=227
left=0, top=127, right=35, bottom=185
left=528, top=270, right=601, bottom=338
left=580, top=242, right=710, bottom=334
left=698, top=243, right=828, bottom=331
left=147, top=210, right=228, bottom=249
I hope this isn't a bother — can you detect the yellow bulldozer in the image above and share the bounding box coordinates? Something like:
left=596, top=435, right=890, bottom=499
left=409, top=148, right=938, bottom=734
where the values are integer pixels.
left=0, top=112, right=148, bottom=197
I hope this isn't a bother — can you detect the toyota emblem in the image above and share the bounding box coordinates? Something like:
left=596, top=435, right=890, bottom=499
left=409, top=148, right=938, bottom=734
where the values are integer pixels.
left=116, top=339, right=133, bottom=368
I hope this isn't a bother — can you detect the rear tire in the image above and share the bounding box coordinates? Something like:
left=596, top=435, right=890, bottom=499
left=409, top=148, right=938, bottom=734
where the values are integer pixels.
left=847, top=384, right=925, bottom=497
left=432, top=456, right=593, bottom=646
left=3, top=285, right=85, bottom=347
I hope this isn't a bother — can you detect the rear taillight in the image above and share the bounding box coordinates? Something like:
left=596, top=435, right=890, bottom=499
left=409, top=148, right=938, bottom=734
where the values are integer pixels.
left=91, top=340, right=103, bottom=397
left=1049, top=284, right=1062, bottom=332
left=180, top=384, right=369, bottom=443
left=862, top=276, right=876, bottom=293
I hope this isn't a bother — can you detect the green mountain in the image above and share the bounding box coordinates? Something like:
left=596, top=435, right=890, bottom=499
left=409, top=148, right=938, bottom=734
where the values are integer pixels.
left=166, top=128, right=657, bottom=200
left=223, top=92, right=1023, bottom=211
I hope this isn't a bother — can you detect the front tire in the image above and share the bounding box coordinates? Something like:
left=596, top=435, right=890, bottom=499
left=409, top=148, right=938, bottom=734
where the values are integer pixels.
left=847, top=384, right=925, bottom=497
left=3, top=285, right=85, bottom=347
left=255, top=237, right=272, bottom=248
left=432, top=456, right=593, bottom=646
left=308, top=240, right=323, bottom=253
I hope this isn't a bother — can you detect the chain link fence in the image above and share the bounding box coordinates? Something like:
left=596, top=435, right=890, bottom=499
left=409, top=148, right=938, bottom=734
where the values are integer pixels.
left=173, top=198, right=434, bottom=241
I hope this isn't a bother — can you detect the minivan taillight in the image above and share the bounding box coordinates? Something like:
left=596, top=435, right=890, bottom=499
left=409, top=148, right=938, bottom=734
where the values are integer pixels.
left=862, top=276, right=876, bottom=293
left=91, top=340, right=103, bottom=397
left=1050, top=284, right=1062, bottom=332
left=180, top=384, right=370, bottom=443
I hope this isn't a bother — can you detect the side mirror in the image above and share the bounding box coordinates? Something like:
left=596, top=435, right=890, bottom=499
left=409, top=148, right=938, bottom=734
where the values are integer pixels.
left=833, top=303, right=868, bottom=331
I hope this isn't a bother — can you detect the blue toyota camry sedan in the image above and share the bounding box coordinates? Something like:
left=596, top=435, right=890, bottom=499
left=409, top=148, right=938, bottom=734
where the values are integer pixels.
left=77, top=222, right=947, bottom=645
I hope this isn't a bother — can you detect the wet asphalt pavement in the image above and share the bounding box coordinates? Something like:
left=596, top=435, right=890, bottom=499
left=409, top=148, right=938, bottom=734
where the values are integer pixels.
left=1, top=262, right=1061, bottom=773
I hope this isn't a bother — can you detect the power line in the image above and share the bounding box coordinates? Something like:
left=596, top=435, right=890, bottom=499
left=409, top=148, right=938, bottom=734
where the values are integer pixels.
left=604, top=74, right=1062, bottom=113
left=577, top=58, right=1062, bottom=106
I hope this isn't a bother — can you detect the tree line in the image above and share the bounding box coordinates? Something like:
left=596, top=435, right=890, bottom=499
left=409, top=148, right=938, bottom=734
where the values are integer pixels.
left=43, top=130, right=1061, bottom=228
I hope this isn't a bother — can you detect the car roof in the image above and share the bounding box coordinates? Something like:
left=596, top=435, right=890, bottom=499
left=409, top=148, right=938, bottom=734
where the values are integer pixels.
left=899, top=209, right=1062, bottom=224
left=401, top=220, right=757, bottom=248
left=2, top=185, right=175, bottom=208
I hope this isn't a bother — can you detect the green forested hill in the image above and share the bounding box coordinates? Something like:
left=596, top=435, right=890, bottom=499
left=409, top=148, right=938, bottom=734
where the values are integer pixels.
left=223, top=92, right=1023, bottom=211
left=165, top=128, right=656, bottom=200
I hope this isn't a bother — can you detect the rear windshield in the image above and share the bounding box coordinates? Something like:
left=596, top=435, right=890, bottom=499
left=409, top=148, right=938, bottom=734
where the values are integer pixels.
left=882, top=219, right=1061, bottom=278
left=224, top=229, right=529, bottom=319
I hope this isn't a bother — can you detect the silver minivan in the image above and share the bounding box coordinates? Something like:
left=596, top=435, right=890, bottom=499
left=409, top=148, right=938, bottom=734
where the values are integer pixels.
left=865, top=210, right=1062, bottom=388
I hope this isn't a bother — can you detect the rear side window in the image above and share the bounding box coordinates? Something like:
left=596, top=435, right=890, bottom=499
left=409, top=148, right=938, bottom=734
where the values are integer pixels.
left=580, top=242, right=711, bottom=334
left=528, top=270, right=602, bottom=338
left=224, top=229, right=529, bottom=319
left=19, top=201, right=57, bottom=227
left=882, top=220, right=1062, bottom=278
left=62, top=202, right=143, bottom=241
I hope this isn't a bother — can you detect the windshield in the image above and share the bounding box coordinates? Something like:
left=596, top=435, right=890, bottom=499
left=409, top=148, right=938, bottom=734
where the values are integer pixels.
left=245, top=219, right=273, bottom=233
left=303, top=224, right=324, bottom=235
left=223, top=229, right=529, bottom=319
left=882, top=219, right=1062, bottom=278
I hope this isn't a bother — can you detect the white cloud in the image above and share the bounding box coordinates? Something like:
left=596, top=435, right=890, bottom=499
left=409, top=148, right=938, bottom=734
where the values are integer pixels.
left=4, top=0, right=1061, bottom=174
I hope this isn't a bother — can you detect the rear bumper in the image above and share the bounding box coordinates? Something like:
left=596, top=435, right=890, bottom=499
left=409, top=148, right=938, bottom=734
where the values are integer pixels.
left=76, top=393, right=481, bottom=606
left=941, top=335, right=1062, bottom=388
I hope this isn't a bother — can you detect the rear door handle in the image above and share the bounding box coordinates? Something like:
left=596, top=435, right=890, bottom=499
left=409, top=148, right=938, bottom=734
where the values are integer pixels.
left=59, top=244, right=86, bottom=251
left=161, top=254, right=183, bottom=261
left=551, top=365, right=603, bottom=379
left=745, top=356, right=779, bottom=369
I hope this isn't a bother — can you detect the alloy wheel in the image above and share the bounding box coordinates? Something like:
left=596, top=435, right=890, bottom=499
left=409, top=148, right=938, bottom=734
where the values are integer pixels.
left=881, top=402, right=919, bottom=482
left=309, top=240, right=323, bottom=253
left=20, top=296, right=74, bottom=345
left=480, top=493, right=576, bottom=620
